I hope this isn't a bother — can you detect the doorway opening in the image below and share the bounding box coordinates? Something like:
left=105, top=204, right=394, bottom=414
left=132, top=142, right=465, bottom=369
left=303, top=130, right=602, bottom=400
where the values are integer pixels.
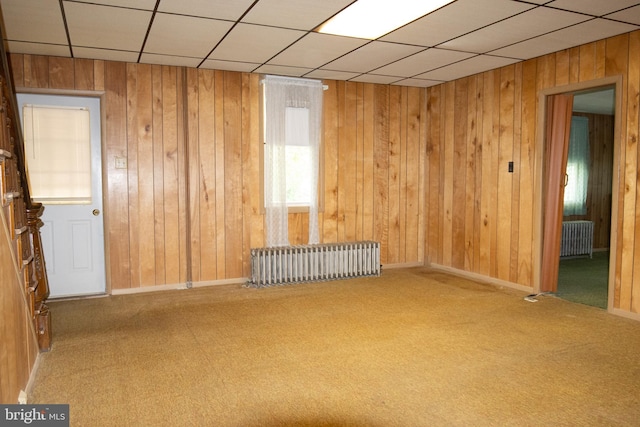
left=537, top=76, right=621, bottom=312
left=556, top=87, right=615, bottom=309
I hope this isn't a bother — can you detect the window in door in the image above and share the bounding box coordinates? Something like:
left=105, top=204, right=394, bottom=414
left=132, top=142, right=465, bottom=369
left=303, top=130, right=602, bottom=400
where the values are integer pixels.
left=22, top=104, right=92, bottom=204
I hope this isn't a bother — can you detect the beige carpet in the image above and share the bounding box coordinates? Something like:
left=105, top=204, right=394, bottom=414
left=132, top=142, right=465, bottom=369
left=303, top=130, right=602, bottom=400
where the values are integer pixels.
left=29, top=268, right=640, bottom=426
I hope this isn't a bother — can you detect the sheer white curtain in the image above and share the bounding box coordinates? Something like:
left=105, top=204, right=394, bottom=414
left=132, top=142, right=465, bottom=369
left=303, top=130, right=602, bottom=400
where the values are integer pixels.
left=263, top=75, right=323, bottom=247
left=563, top=116, right=590, bottom=216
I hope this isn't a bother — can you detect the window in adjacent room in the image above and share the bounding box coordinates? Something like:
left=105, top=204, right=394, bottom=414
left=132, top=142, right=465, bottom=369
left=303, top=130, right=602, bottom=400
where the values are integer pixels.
left=563, top=116, right=589, bottom=216
left=261, top=75, right=324, bottom=247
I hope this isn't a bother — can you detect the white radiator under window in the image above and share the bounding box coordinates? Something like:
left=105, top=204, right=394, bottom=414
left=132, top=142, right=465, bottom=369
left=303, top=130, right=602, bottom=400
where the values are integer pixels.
left=561, top=220, right=593, bottom=258
left=249, top=241, right=380, bottom=287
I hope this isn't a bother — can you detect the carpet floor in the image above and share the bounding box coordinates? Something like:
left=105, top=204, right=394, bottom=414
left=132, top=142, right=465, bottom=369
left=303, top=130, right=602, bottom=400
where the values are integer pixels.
left=29, top=268, right=640, bottom=426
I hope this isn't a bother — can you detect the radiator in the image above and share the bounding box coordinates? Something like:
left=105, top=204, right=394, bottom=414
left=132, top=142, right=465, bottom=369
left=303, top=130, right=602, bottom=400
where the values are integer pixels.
left=561, top=220, right=593, bottom=258
left=249, top=241, right=380, bottom=287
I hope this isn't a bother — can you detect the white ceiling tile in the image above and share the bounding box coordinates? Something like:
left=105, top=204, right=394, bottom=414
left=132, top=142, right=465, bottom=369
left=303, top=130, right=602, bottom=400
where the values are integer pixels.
left=440, top=7, right=591, bottom=53
left=546, top=0, right=640, bottom=16
left=606, top=5, right=640, bottom=25
left=305, top=69, right=361, bottom=80
left=199, top=59, right=260, bottom=73
left=392, top=78, right=442, bottom=88
left=321, top=42, right=425, bottom=73
left=491, top=19, right=639, bottom=59
left=157, top=0, right=256, bottom=21
left=381, top=0, right=535, bottom=47
left=144, top=13, right=233, bottom=58
left=208, top=23, right=305, bottom=63
left=350, top=74, right=400, bottom=84
left=65, top=2, right=152, bottom=51
left=416, top=55, right=520, bottom=81
left=374, top=48, right=475, bottom=78
left=0, top=0, right=68, bottom=44
left=6, top=41, right=71, bottom=58
left=67, top=0, right=157, bottom=9
left=72, top=47, right=140, bottom=63
left=253, top=64, right=314, bottom=78
left=242, top=0, right=351, bottom=31
left=139, top=53, right=202, bottom=68
left=268, top=33, right=368, bottom=69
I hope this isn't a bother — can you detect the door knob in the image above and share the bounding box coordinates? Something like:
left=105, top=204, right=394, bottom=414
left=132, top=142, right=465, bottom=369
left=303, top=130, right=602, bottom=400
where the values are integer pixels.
left=92, top=209, right=100, bottom=216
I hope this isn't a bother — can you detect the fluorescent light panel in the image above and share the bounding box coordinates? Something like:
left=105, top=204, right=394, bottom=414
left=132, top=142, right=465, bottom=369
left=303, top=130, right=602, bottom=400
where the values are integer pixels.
left=318, top=0, right=454, bottom=39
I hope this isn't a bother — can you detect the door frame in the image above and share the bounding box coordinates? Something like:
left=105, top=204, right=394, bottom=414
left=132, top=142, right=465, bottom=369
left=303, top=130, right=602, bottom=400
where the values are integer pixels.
left=15, top=87, right=111, bottom=296
left=533, top=75, right=622, bottom=312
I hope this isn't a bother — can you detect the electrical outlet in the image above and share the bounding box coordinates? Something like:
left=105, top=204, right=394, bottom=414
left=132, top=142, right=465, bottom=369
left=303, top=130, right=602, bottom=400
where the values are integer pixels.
left=115, top=157, right=127, bottom=169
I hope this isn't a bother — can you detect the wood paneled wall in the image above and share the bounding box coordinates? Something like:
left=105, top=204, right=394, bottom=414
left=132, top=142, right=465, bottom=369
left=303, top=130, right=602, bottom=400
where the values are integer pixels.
left=564, top=112, right=614, bottom=250
left=0, top=208, right=38, bottom=403
left=425, top=31, right=640, bottom=314
left=8, top=55, right=427, bottom=291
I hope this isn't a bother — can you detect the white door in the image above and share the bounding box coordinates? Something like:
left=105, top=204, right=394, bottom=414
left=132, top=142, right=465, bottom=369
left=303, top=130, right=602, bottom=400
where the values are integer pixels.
left=17, top=93, right=105, bottom=298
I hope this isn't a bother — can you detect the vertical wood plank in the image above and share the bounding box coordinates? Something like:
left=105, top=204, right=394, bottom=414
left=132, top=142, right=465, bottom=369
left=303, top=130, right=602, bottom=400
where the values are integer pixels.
left=214, top=70, right=226, bottom=278
left=464, top=76, right=478, bottom=271
left=152, top=65, right=166, bottom=285
left=186, top=67, right=201, bottom=282
left=517, top=59, right=537, bottom=287
left=497, top=65, right=514, bottom=282
left=94, top=60, right=105, bottom=91
left=355, top=82, right=365, bottom=241
left=606, top=33, right=629, bottom=309
left=579, top=42, right=596, bottom=82
left=49, top=57, right=74, bottom=89
left=162, top=66, right=181, bottom=285
left=241, top=73, right=258, bottom=273
left=198, top=69, right=217, bottom=281
left=568, top=47, right=580, bottom=84
left=74, top=58, right=94, bottom=91
left=479, top=71, right=494, bottom=276
left=136, top=64, right=155, bottom=287
left=223, top=71, right=243, bottom=278
left=26, top=55, right=49, bottom=88
left=373, top=85, right=389, bottom=263
left=126, top=63, right=140, bottom=288
left=362, top=83, right=375, bottom=241
left=510, top=63, right=523, bottom=283
left=388, top=85, right=401, bottom=263
left=323, top=81, right=339, bottom=243
left=406, top=86, right=421, bottom=263
left=555, top=49, right=570, bottom=86
left=451, top=79, right=467, bottom=269
left=473, top=76, right=484, bottom=271
left=8, top=54, right=25, bottom=87
left=620, top=33, right=637, bottom=311
left=105, top=61, right=130, bottom=289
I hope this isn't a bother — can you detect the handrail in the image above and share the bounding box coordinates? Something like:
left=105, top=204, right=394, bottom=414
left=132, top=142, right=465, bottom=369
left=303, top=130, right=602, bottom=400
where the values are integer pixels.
left=0, top=27, right=51, bottom=351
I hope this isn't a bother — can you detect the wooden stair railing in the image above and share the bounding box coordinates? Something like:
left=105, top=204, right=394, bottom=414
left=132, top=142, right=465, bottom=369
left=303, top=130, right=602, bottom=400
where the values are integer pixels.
left=0, top=41, right=51, bottom=351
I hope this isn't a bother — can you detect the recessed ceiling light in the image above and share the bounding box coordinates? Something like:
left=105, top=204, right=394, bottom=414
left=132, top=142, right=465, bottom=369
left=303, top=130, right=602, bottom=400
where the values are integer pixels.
left=318, top=0, right=454, bottom=40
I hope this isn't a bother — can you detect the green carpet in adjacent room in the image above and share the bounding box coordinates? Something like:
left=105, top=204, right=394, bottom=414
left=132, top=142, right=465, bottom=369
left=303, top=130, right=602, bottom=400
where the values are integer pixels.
left=557, top=251, right=609, bottom=309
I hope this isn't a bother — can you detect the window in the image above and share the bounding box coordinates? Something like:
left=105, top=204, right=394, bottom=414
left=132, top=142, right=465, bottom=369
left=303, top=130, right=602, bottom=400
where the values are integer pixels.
left=22, top=104, right=92, bottom=204
left=262, top=75, right=323, bottom=246
left=563, top=116, right=589, bottom=216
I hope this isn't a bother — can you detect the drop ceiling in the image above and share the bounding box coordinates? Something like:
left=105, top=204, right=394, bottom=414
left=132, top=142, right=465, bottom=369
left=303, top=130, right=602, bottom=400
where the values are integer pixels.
left=1, top=0, right=639, bottom=87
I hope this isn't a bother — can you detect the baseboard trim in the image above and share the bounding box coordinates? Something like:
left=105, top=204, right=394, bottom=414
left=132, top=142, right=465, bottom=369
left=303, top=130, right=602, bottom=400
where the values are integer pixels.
left=111, top=278, right=247, bottom=295
left=382, top=262, right=424, bottom=270
left=611, top=308, right=640, bottom=322
left=428, top=263, right=534, bottom=294
left=23, top=353, right=41, bottom=403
